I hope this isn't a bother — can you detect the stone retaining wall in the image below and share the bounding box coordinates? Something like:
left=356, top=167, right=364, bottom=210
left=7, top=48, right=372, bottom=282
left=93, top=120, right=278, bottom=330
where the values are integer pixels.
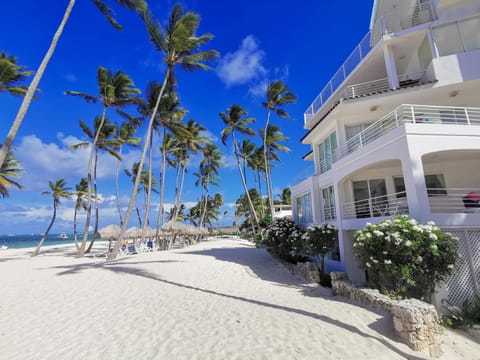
left=331, top=272, right=444, bottom=358
left=279, top=260, right=321, bottom=283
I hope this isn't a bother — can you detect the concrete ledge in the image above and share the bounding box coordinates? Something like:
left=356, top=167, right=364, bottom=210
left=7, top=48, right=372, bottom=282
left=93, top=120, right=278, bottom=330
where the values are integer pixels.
left=331, top=272, right=444, bottom=358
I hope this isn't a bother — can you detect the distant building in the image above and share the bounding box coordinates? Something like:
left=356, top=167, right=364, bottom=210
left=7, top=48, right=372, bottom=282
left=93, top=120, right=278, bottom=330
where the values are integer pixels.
left=291, top=0, right=480, bottom=309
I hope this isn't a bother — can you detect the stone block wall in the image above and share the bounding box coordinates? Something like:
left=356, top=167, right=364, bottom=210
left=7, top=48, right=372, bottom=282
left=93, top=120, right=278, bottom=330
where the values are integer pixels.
left=280, top=260, right=321, bottom=283
left=331, top=272, right=444, bottom=358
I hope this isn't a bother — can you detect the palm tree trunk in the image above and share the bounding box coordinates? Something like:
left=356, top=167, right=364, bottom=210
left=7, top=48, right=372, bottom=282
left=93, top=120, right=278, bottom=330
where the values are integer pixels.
left=73, top=206, right=79, bottom=250
left=32, top=200, right=57, bottom=256
left=175, top=163, right=187, bottom=220
left=232, top=133, right=260, bottom=231
left=199, top=175, right=210, bottom=228
left=86, top=149, right=99, bottom=253
left=140, top=136, right=154, bottom=245
left=172, top=160, right=181, bottom=220
left=155, top=127, right=167, bottom=242
left=115, top=145, right=124, bottom=226
left=109, top=68, right=171, bottom=260
left=0, top=0, right=76, bottom=166
left=77, top=106, right=107, bottom=258
left=257, top=170, right=265, bottom=219
left=263, top=110, right=274, bottom=219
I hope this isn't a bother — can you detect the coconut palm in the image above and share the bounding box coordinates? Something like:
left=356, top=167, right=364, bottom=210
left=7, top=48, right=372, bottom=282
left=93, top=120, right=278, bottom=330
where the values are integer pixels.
left=262, top=81, right=296, bottom=218
left=109, top=5, right=219, bottom=259
left=73, top=178, right=88, bottom=250
left=220, top=104, right=260, bottom=231
left=238, top=139, right=256, bottom=190
left=0, top=0, right=147, bottom=167
left=67, top=67, right=140, bottom=257
left=32, top=179, right=71, bottom=256
left=0, top=51, right=33, bottom=96
left=248, top=147, right=267, bottom=218
left=124, top=162, right=145, bottom=226
left=0, top=149, right=23, bottom=198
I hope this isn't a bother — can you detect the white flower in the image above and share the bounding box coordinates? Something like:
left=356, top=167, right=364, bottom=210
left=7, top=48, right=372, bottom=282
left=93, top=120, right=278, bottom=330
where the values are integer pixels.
left=427, top=221, right=436, bottom=226
left=408, top=219, right=417, bottom=225
left=405, top=240, right=412, bottom=247
left=383, top=251, right=388, bottom=255
left=366, top=262, right=371, bottom=268
left=384, top=259, right=392, bottom=265
left=373, top=230, right=384, bottom=237
left=417, top=256, right=423, bottom=262
left=372, top=259, right=379, bottom=264
left=412, top=225, right=423, bottom=233
left=366, top=222, right=372, bottom=226
left=429, top=233, right=438, bottom=241
left=430, top=244, right=438, bottom=251
left=448, top=264, right=454, bottom=269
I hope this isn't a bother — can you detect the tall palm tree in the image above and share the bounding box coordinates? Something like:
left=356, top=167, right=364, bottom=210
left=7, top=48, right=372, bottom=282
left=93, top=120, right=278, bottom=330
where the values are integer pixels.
left=238, top=139, right=256, bottom=190
left=197, top=143, right=222, bottom=228
left=0, top=51, right=33, bottom=96
left=220, top=104, right=260, bottom=231
left=67, top=67, right=140, bottom=257
left=113, top=121, right=140, bottom=225
left=262, top=81, right=296, bottom=218
left=260, top=125, right=290, bottom=219
left=73, top=178, right=88, bottom=250
left=0, top=0, right=147, bottom=167
left=0, top=149, right=23, bottom=198
left=32, top=179, right=71, bottom=256
left=70, top=116, right=121, bottom=254
left=109, top=5, right=219, bottom=259
left=248, top=147, right=266, bottom=218
left=124, top=162, right=144, bottom=226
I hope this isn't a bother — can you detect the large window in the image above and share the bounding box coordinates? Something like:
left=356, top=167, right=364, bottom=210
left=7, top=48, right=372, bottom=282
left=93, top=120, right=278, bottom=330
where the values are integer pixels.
left=433, top=16, right=480, bottom=56
left=353, top=179, right=387, bottom=218
left=296, top=192, right=313, bottom=226
left=318, top=132, right=337, bottom=174
left=322, top=186, right=336, bottom=221
left=393, top=174, right=447, bottom=196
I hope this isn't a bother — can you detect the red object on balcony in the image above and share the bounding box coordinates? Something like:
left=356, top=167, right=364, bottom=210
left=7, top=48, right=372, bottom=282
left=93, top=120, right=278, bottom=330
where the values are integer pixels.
left=466, top=191, right=480, bottom=202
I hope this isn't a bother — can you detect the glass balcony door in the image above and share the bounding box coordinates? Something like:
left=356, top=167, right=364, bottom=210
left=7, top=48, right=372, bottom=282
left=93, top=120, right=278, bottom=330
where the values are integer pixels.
left=353, top=179, right=387, bottom=218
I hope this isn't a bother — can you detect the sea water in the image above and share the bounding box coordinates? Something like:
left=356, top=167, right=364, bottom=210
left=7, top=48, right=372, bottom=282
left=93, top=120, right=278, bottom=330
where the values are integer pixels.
left=0, top=233, right=94, bottom=249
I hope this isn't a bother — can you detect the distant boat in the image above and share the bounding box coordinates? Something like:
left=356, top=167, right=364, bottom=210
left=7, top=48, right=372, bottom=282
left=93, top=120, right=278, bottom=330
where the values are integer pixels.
left=57, top=233, right=68, bottom=239
left=1, top=245, right=7, bottom=250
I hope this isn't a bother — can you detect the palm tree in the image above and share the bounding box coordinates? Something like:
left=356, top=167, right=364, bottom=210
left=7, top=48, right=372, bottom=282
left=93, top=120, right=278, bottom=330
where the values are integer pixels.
left=220, top=104, right=260, bottom=232
left=67, top=67, right=140, bottom=257
left=0, top=51, right=33, bottom=96
left=0, top=0, right=147, bottom=167
left=109, top=5, right=219, bottom=259
left=32, top=179, right=71, bottom=256
left=262, top=81, right=296, bottom=218
left=280, top=187, right=292, bottom=205
left=197, top=143, right=222, bottom=228
left=260, top=124, right=290, bottom=219
left=0, top=149, right=23, bottom=198
left=248, top=147, right=266, bottom=218
left=238, top=139, right=256, bottom=191
left=124, top=162, right=144, bottom=226
left=113, top=121, right=140, bottom=225
left=73, top=178, right=88, bottom=250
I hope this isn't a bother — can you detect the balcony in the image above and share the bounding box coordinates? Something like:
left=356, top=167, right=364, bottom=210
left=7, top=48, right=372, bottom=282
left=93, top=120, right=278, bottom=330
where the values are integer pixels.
left=429, top=188, right=480, bottom=213
left=304, top=0, right=436, bottom=128
left=343, top=191, right=409, bottom=219
left=339, top=104, right=480, bottom=159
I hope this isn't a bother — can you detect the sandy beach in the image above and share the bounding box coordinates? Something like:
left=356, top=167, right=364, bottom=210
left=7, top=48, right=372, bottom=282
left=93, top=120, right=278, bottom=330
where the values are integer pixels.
left=0, top=237, right=478, bottom=360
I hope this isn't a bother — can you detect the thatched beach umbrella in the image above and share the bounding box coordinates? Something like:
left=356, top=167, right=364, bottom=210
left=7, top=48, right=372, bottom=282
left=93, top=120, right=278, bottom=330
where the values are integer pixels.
left=98, top=224, right=121, bottom=240
left=162, top=220, right=185, bottom=234
left=126, top=226, right=142, bottom=239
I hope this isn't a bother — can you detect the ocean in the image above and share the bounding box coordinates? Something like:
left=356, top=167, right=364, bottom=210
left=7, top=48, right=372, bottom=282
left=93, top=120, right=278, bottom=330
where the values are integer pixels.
left=0, top=233, right=95, bottom=249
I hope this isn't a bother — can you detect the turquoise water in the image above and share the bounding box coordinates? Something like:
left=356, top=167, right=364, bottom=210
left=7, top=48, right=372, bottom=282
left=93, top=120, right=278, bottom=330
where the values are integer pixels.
left=0, top=233, right=94, bottom=249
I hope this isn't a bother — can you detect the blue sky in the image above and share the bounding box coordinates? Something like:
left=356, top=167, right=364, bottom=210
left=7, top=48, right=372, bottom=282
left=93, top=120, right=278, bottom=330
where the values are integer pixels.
left=0, top=0, right=373, bottom=234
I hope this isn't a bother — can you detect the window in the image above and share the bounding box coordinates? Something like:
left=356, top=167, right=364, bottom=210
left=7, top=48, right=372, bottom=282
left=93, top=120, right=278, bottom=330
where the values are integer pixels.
left=318, top=132, right=337, bottom=174
left=433, top=16, right=480, bottom=56
left=353, top=179, right=387, bottom=218
left=296, top=193, right=312, bottom=226
left=393, top=174, right=447, bottom=196
left=322, top=186, right=336, bottom=221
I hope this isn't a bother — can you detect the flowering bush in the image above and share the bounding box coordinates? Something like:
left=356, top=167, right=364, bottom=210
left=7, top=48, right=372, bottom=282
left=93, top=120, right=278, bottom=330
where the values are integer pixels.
left=353, top=216, right=459, bottom=299
left=265, top=218, right=305, bottom=262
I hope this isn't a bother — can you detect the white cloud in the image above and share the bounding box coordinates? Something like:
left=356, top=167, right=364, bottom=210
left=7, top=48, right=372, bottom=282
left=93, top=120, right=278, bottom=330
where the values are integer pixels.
left=217, top=35, right=267, bottom=87
left=15, top=133, right=141, bottom=191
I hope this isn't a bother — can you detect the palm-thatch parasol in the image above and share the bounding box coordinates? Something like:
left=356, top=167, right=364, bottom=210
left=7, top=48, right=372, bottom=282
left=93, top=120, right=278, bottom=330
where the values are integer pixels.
left=98, top=224, right=121, bottom=240
left=125, top=226, right=142, bottom=239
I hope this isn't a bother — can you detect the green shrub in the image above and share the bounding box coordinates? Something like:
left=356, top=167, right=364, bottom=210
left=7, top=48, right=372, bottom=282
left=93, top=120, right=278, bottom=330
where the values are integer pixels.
left=353, top=216, right=459, bottom=299
left=442, top=296, right=480, bottom=328
left=265, top=218, right=305, bottom=263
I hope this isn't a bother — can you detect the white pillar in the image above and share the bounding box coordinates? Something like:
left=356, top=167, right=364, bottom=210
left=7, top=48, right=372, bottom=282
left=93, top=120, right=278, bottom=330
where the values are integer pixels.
left=383, top=45, right=400, bottom=89
left=427, top=26, right=439, bottom=59
left=400, top=151, right=431, bottom=222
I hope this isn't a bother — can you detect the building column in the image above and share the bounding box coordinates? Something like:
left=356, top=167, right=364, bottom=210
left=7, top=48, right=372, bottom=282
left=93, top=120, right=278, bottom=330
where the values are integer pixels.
left=427, top=26, right=439, bottom=59
left=400, top=150, right=431, bottom=222
left=383, top=45, right=400, bottom=89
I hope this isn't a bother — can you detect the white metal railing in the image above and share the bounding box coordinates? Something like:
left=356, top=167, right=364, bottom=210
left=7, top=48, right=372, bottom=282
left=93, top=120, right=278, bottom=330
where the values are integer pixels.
left=343, top=191, right=409, bottom=219
left=323, top=206, right=336, bottom=221
left=304, top=0, right=436, bottom=127
left=344, top=71, right=426, bottom=99
left=339, top=104, right=480, bottom=158
left=429, top=188, right=480, bottom=213
left=293, top=166, right=314, bottom=185
left=317, top=152, right=337, bottom=175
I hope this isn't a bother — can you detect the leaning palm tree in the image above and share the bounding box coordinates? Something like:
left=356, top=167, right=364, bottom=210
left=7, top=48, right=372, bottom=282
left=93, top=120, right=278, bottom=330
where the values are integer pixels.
left=262, top=81, right=296, bottom=218
left=67, top=67, right=140, bottom=257
left=73, top=178, right=88, bottom=250
left=248, top=147, right=267, bottom=218
left=220, top=104, right=260, bottom=231
left=109, top=5, right=219, bottom=259
left=0, top=51, right=33, bottom=96
left=32, top=179, right=71, bottom=256
left=0, top=0, right=147, bottom=167
left=0, top=149, right=23, bottom=198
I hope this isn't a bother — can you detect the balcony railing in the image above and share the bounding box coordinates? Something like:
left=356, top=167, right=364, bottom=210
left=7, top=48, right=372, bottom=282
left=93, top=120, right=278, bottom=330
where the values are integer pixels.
left=304, top=0, right=436, bottom=127
left=429, top=188, right=480, bottom=213
left=339, top=104, right=480, bottom=158
left=343, top=191, right=409, bottom=219
left=323, top=206, right=336, bottom=221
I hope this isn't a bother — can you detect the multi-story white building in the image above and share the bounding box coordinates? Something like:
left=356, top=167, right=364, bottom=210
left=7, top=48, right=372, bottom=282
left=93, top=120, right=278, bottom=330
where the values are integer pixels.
left=291, top=0, right=480, bottom=308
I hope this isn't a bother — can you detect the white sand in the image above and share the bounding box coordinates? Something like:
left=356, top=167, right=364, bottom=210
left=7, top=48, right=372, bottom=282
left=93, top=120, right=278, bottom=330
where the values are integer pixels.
left=0, top=238, right=478, bottom=360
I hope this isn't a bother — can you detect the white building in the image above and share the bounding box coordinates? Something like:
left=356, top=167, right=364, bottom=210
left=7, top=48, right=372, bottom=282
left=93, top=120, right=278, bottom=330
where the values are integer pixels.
left=291, top=0, right=480, bottom=308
